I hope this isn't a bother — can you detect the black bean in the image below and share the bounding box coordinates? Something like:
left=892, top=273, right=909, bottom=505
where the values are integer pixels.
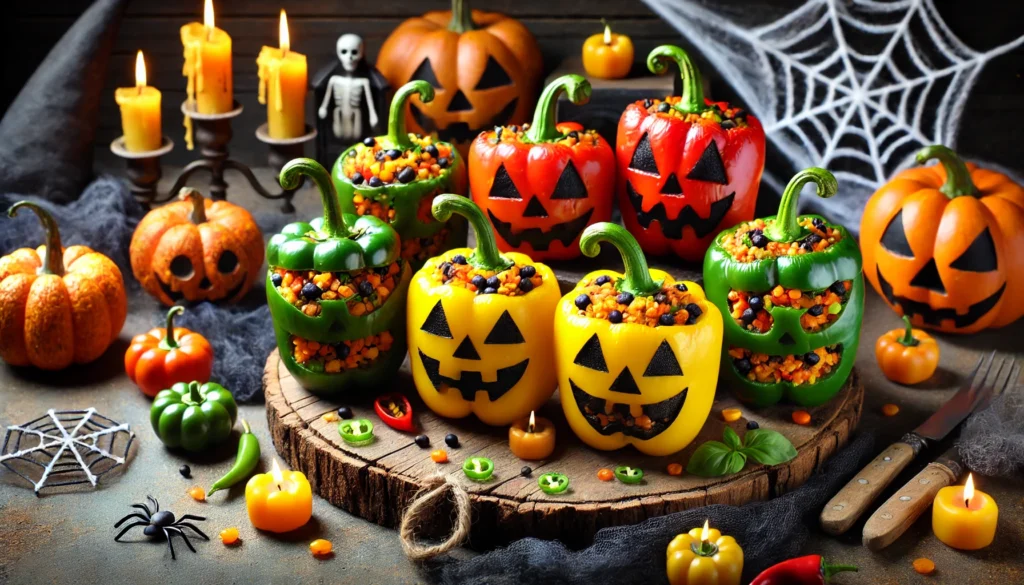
left=659, top=313, right=676, bottom=326
left=483, top=287, right=498, bottom=295
left=397, top=167, right=417, bottom=183
left=425, top=144, right=439, bottom=158
left=595, top=275, right=612, bottom=286
left=721, top=119, right=736, bottom=130
left=271, top=273, right=283, bottom=287
left=804, top=352, right=821, bottom=366
left=643, top=99, right=654, bottom=108
left=609, top=310, right=623, bottom=324
left=735, top=358, right=752, bottom=375
left=374, top=150, right=386, bottom=162
left=748, top=295, right=763, bottom=311
left=654, top=293, right=669, bottom=304
left=179, top=465, right=191, bottom=478
left=746, top=420, right=759, bottom=430
left=750, top=232, right=769, bottom=248
left=386, top=149, right=402, bottom=160
left=363, top=137, right=376, bottom=147
left=616, top=292, right=634, bottom=305
left=347, top=149, right=357, bottom=157
left=452, top=254, right=467, bottom=265
left=568, top=131, right=579, bottom=140
left=414, top=435, right=430, bottom=448
left=351, top=172, right=364, bottom=185
left=657, top=102, right=671, bottom=113
left=830, top=282, right=847, bottom=296
left=575, top=294, right=592, bottom=310
left=471, top=275, right=487, bottom=290
left=769, top=355, right=784, bottom=364
left=675, top=283, right=688, bottom=292
left=801, top=234, right=822, bottom=250
left=519, top=278, right=533, bottom=292
left=486, top=276, right=501, bottom=289
left=519, top=265, right=536, bottom=278
left=437, top=157, right=450, bottom=169
left=338, top=344, right=351, bottom=359
left=301, top=283, right=322, bottom=300
left=495, top=127, right=503, bottom=140
left=520, top=466, right=532, bottom=477
left=812, top=217, right=825, bottom=228
left=358, top=280, right=375, bottom=297
left=445, top=433, right=460, bottom=448
left=808, top=304, right=824, bottom=316
left=337, top=406, right=353, bottom=419
left=368, top=176, right=383, bottom=188
left=741, top=308, right=757, bottom=324
left=509, top=125, right=519, bottom=133
left=686, top=303, right=702, bottom=319
left=439, top=261, right=453, bottom=276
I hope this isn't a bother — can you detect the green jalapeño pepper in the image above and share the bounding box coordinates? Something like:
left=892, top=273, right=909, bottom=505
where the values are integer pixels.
left=268, top=158, right=412, bottom=394
left=614, top=465, right=644, bottom=484
left=538, top=472, right=570, bottom=495
left=207, top=419, right=261, bottom=496
left=339, top=418, right=375, bottom=446
left=462, top=456, right=495, bottom=481
left=151, top=381, right=238, bottom=452
left=703, top=168, right=864, bottom=407
left=332, top=80, right=469, bottom=264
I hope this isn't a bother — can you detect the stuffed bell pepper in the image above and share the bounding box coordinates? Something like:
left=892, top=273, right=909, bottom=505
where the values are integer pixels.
left=469, top=74, right=615, bottom=261
left=268, top=158, right=412, bottom=393
left=554, top=223, right=723, bottom=456
left=703, top=168, right=864, bottom=407
left=407, top=195, right=560, bottom=426
left=617, top=45, right=765, bottom=262
left=333, top=80, right=468, bottom=264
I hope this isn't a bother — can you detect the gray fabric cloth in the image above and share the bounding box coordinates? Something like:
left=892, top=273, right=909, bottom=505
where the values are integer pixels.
left=0, top=0, right=126, bottom=203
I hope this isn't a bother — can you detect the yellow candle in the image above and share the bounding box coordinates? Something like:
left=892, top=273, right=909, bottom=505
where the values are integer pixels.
left=257, top=10, right=307, bottom=139
left=508, top=411, right=556, bottom=461
left=180, top=0, right=233, bottom=149
left=115, top=51, right=162, bottom=152
left=932, top=473, right=998, bottom=550
left=245, top=459, right=313, bottom=533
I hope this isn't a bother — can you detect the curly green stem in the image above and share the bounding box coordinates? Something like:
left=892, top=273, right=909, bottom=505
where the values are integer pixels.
left=280, top=158, right=345, bottom=238
left=159, top=306, right=185, bottom=350
left=7, top=201, right=64, bottom=276
left=898, top=315, right=919, bottom=347
left=916, top=145, right=977, bottom=199
left=431, top=194, right=512, bottom=271
left=764, top=167, right=838, bottom=243
left=524, top=75, right=591, bottom=143
left=448, top=0, right=476, bottom=33
left=647, top=45, right=705, bottom=114
left=180, top=188, right=207, bottom=224
left=580, top=222, right=661, bottom=296
left=386, top=81, right=434, bottom=151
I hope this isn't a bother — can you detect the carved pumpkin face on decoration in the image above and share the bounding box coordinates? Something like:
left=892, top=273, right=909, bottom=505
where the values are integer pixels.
left=375, top=0, right=543, bottom=154
left=861, top=146, right=1024, bottom=334
left=617, top=45, right=765, bottom=262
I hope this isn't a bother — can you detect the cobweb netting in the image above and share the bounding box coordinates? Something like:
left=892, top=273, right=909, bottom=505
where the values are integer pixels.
left=641, top=0, right=1024, bottom=229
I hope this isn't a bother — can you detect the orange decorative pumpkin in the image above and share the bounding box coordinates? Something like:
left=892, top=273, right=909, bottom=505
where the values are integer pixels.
left=861, top=145, right=1024, bottom=334
left=376, top=0, right=543, bottom=156
left=131, top=188, right=264, bottom=306
left=0, top=202, right=127, bottom=370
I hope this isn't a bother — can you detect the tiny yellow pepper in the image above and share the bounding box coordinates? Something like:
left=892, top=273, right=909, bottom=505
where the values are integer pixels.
left=666, top=522, right=744, bottom=585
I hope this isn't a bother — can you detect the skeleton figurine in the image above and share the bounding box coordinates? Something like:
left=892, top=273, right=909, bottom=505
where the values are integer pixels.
left=313, top=34, right=389, bottom=167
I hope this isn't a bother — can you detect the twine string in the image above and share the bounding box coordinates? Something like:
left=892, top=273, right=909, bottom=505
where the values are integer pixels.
left=398, top=474, right=471, bottom=560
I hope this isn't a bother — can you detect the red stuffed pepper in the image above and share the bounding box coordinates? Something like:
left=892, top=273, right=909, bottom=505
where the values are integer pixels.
left=469, top=74, right=615, bottom=261
left=617, top=45, right=765, bottom=262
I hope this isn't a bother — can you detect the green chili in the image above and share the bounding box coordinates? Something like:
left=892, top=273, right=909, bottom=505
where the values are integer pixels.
left=462, top=457, right=495, bottom=481
left=614, top=465, right=644, bottom=484
left=207, top=419, right=261, bottom=496
left=538, top=472, right=570, bottom=494
left=339, top=418, right=375, bottom=446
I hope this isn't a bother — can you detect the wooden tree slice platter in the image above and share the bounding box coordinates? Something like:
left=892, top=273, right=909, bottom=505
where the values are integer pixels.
left=264, top=349, right=863, bottom=549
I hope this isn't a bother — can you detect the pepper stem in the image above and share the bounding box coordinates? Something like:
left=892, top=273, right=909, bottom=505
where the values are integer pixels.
left=159, top=306, right=184, bottom=350
left=647, top=45, right=706, bottom=114
left=690, top=540, right=720, bottom=557
left=580, top=222, right=661, bottom=296
left=180, top=188, right=208, bottom=224
left=240, top=419, right=251, bottom=435
left=916, top=145, right=977, bottom=199
left=763, top=167, right=838, bottom=244
left=822, top=560, right=858, bottom=582
left=280, top=158, right=346, bottom=238
left=386, top=81, right=434, bottom=152
left=7, top=201, right=64, bottom=276
left=188, top=381, right=204, bottom=404
left=897, top=315, right=919, bottom=347
left=447, top=0, right=476, bottom=33
left=524, top=75, right=591, bottom=143
left=431, top=194, right=512, bottom=272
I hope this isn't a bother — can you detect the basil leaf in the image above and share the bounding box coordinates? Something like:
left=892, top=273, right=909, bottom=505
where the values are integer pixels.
left=723, top=426, right=742, bottom=450
left=686, top=440, right=747, bottom=477
left=741, top=429, right=797, bottom=466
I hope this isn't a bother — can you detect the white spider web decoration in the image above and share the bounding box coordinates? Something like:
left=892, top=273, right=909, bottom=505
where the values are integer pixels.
left=1, top=408, right=134, bottom=496
left=642, top=0, right=1024, bottom=227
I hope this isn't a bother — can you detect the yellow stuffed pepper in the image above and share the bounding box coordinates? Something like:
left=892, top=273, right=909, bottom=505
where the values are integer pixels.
left=555, top=223, right=723, bottom=456
left=407, top=195, right=560, bottom=426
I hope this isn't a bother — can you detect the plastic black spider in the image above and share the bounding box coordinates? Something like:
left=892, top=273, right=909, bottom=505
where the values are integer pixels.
left=114, top=495, right=209, bottom=559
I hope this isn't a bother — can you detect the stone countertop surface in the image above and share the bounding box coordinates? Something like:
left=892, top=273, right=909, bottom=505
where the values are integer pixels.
left=1, top=171, right=1022, bottom=584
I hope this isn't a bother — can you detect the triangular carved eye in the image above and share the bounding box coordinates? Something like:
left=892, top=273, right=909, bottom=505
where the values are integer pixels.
left=489, top=164, right=521, bottom=200
left=551, top=160, right=588, bottom=200
left=420, top=300, right=453, bottom=338
left=644, top=340, right=683, bottom=377
left=411, top=58, right=441, bottom=89
left=523, top=196, right=549, bottom=218
left=475, top=56, right=513, bottom=90
left=609, top=367, right=642, bottom=394
left=573, top=334, right=608, bottom=372
left=628, top=133, right=658, bottom=174
left=950, top=228, right=998, bottom=272
left=686, top=141, right=728, bottom=184
left=881, top=210, right=913, bottom=258
left=485, top=311, right=524, bottom=344
left=453, top=336, right=481, bottom=359
left=660, top=173, right=683, bottom=195
left=910, top=258, right=946, bottom=294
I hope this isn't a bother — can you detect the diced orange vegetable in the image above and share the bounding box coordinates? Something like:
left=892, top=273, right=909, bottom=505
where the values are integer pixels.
left=721, top=408, right=743, bottom=422
left=882, top=403, right=900, bottom=417
left=792, top=410, right=812, bottom=425
left=188, top=486, right=206, bottom=501
left=666, top=463, right=683, bottom=476
left=431, top=449, right=448, bottom=463
left=219, top=527, right=240, bottom=545
left=310, top=539, right=333, bottom=556
left=597, top=468, right=614, bottom=481
left=913, top=558, right=935, bottom=575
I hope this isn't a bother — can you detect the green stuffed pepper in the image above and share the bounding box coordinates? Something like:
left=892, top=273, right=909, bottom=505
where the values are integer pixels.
left=332, top=80, right=468, bottom=264
left=151, top=381, right=238, bottom=452
left=268, top=158, right=412, bottom=393
left=703, top=168, right=863, bottom=407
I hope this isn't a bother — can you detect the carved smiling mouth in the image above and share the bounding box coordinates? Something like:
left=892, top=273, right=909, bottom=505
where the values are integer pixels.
left=569, top=379, right=688, bottom=440
left=409, top=99, right=519, bottom=143
left=418, top=349, right=529, bottom=402
left=625, top=181, right=735, bottom=239
left=876, top=267, right=1005, bottom=329
left=486, top=208, right=594, bottom=251
left=156, top=272, right=248, bottom=304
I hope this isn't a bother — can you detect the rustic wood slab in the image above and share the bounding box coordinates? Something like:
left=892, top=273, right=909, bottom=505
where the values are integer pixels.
left=265, top=349, right=863, bottom=549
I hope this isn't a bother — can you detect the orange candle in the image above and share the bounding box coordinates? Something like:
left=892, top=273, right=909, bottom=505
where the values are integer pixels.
left=509, top=411, right=556, bottom=460
left=257, top=10, right=307, bottom=139
left=115, top=51, right=162, bottom=152
left=245, top=459, right=312, bottom=533
left=181, top=0, right=233, bottom=148
left=932, top=473, right=998, bottom=550
left=582, top=22, right=634, bottom=80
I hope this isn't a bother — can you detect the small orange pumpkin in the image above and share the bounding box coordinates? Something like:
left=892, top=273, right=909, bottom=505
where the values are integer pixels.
left=861, top=145, right=1024, bottom=334
left=131, top=188, right=264, bottom=306
left=0, top=202, right=127, bottom=370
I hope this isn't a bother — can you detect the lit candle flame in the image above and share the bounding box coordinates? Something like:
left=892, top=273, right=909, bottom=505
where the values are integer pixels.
left=270, top=458, right=284, bottom=489
left=279, top=9, right=290, bottom=54
left=203, top=0, right=215, bottom=39
left=701, top=519, right=710, bottom=542
left=528, top=411, right=536, bottom=433
left=134, top=51, right=146, bottom=91
left=964, top=473, right=975, bottom=508
left=603, top=24, right=612, bottom=45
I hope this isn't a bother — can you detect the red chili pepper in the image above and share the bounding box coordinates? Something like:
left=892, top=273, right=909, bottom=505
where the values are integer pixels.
left=749, top=555, right=857, bottom=585
left=373, top=393, right=415, bottom=432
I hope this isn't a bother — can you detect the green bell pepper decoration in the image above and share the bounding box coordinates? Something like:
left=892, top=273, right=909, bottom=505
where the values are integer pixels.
left=331, top=80, right=468, bottom=263
left=268, top=158, right=412, bottom=393
left=703, top=168, right=864, bottom=407
left=151, top=381, right=238, bottom=452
